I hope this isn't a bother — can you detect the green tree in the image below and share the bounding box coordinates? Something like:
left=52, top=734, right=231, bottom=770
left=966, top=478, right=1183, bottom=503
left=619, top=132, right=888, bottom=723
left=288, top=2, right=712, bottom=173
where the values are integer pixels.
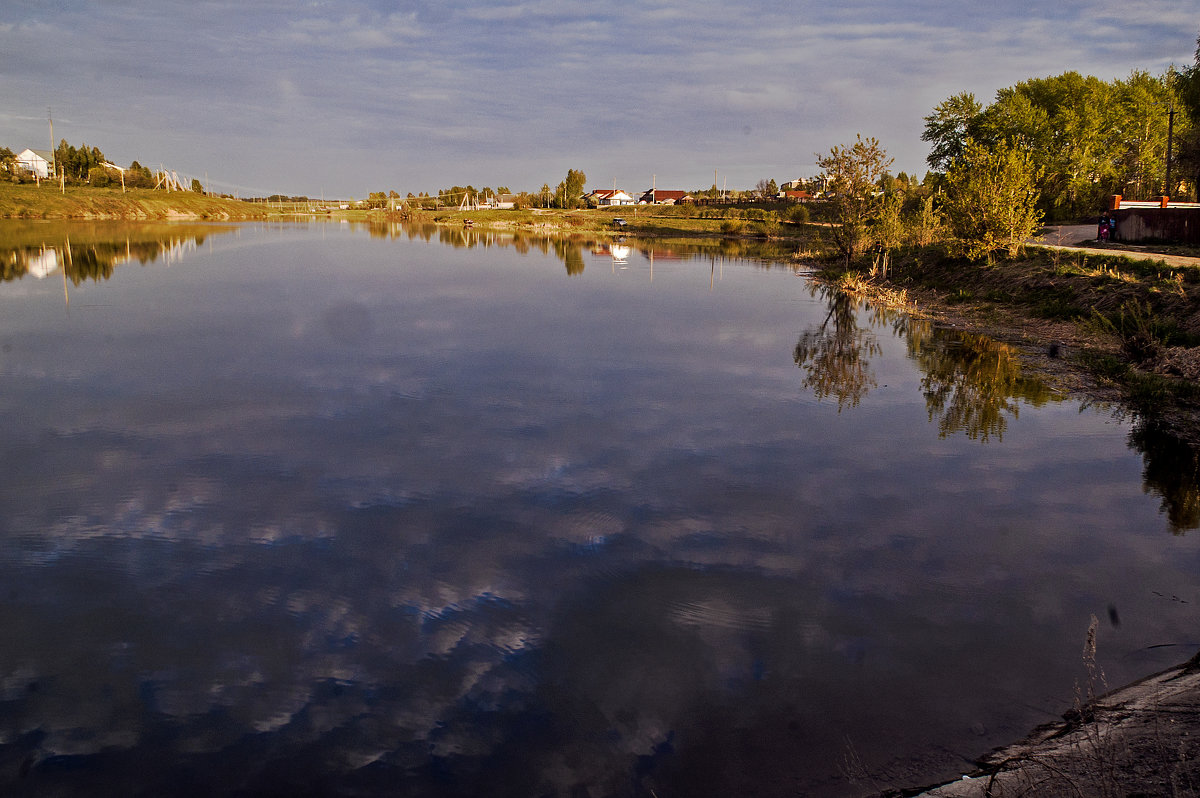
left=553, top=169, right=587, bottom=209
left=815, top=135, right=893, bottom=267
left=1108, top=71, right=1175, bottom=200
left=921, top=92, right=983, bottom=172
left=88, top=166, right=112, bottom=187
left=126, top=161, right=154, bottom=189
left=909, top=195, right=945, bottom=247
left=754, top=178, right=778, bottom=199
left=871, top=193, right=904, bottom=277
left=941, top=138, right=1042, bottom=262
left=1174, top=32, right=1200, bottom=198
left=191, top=178, right=204, bottom=193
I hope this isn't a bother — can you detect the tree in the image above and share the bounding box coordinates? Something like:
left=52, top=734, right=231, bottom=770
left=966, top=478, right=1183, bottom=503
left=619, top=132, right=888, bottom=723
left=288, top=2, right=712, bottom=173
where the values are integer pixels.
left=937, top=69, right=1188, bottom=215
left=871, top=193, right=904, bottom=277
left=754, top=178, right=778, bottom=200
left=815, top=135, right=893, bottom=267
left=191, top=178, right=204, bottom=193
left=125, top=161, right=154, bottom=189
left=941, top=138, right=1042, bottom=262
left=553, top=169, right=586, bottom=209
left=1176, top=31, right=1200, bottom=199
left=922, top=92, right=983, bottom=172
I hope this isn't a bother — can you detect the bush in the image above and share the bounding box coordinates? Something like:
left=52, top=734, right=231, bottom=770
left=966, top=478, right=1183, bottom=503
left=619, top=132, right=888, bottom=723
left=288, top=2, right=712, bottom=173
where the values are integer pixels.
left=789, top=205, right=810, bottom=224
left=88, top=167, right=112, bottom=188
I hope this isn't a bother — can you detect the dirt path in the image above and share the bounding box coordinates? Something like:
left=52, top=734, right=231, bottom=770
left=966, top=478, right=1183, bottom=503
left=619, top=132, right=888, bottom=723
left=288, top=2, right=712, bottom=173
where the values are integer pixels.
left=1032, top=224, right=1200, bottom=268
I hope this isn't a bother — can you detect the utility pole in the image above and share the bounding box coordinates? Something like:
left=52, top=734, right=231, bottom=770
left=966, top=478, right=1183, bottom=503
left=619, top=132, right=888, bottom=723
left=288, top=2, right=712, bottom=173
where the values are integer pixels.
left=48, top=107, right=54, bottom=176
left=1165, top=104, right=1176, bottom=199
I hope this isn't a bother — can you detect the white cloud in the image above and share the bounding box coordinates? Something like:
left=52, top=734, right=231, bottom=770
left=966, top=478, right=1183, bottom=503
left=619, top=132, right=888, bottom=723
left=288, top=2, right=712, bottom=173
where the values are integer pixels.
left=0, top=0, right=1193, bottom=194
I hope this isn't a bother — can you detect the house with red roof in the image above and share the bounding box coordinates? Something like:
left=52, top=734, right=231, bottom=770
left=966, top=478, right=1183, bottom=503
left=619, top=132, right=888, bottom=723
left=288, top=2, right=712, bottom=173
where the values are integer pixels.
left=637, top=189, right=693, bottom=205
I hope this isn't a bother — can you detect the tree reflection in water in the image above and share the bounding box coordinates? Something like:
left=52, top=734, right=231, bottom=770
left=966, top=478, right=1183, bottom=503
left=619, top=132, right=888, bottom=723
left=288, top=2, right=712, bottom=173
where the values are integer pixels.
left=1129, top=419, right=1200, bottom=533
left=792, top=286, right=881, bottom=409
left=794, top=283, right=1054, bottom=440
left=795, top=283, right=1200, bottom=531
left=0, top=222, right=227, bottom=285
left=911, top=330, right=1056, bottom=441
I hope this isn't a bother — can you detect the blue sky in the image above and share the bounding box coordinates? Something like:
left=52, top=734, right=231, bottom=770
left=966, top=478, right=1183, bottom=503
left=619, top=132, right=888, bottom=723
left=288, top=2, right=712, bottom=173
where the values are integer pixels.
left=1, top=1, right=1195, bottom=198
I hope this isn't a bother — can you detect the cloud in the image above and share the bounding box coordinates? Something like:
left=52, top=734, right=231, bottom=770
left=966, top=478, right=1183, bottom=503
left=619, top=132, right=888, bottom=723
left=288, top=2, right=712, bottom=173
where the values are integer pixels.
left=0, top=1, right=1194, bottom=194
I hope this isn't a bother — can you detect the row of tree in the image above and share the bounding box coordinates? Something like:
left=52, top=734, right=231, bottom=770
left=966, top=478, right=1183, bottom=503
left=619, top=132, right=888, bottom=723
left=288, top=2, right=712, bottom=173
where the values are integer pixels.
left=814, top=33, right=1200, bottom=268
left=921, top=60, right=1200, bottom=219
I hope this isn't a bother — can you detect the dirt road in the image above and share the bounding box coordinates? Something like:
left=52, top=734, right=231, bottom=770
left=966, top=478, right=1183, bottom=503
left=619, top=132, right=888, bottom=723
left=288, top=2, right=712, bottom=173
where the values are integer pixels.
left=1032, top=224, right=1200, bottom=268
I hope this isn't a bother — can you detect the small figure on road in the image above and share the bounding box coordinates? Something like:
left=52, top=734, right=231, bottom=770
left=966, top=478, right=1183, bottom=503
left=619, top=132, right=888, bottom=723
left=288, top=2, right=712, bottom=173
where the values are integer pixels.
left=1098, top=213, right=1111, bottom=242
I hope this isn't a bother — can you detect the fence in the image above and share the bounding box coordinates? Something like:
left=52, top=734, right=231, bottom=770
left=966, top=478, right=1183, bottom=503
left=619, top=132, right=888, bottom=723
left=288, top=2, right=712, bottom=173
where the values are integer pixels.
left=1110, top=195, right=1200, bottom=245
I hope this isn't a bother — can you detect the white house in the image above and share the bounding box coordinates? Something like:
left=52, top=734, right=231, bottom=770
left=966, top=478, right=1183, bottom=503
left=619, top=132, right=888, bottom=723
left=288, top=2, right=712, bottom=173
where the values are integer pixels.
left=586, top=189, right=635, bottom=207
left=15, top=149, right=54, bottom=179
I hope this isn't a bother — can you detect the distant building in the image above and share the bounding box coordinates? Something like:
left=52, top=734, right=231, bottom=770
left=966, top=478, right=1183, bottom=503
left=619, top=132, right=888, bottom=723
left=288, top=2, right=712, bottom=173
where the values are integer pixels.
left=586, top=189, right=635, bottom=206
left=637, top=189, right=693, bottom=205
left=484, top=193, right=518, bottom=210
left=781, top=190, right=813, bottom=202
left=781, top=179, right=806, bottom=191
left=15, top=148, right=54, bottom=178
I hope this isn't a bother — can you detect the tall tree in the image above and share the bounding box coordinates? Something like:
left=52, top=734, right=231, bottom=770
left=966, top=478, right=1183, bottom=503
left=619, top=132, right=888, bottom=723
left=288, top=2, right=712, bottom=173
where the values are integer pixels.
left=1177, top=31, right=1200, bottom=198
left=921, top=92, right=983, bottom=172
left=553, top=169, right=586, bottom=209
left=815, top=135, right=893, bottom=267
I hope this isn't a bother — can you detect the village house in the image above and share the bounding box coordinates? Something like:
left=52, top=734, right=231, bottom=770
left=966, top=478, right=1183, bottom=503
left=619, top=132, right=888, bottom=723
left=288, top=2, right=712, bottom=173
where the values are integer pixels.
left=585, top=189, right=635, bottom=207
left=481, top=193, right=518, bottom=209
left=15, top=148, right=54, bottom=179
left=637, top=189, right=693, bottom=205
left=780, top=190, right=813, bottom=202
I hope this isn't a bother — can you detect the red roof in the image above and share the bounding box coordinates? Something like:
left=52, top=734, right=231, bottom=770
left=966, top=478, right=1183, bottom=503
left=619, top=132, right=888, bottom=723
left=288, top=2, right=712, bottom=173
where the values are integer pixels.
left=640, top=189, right=692, bottom=202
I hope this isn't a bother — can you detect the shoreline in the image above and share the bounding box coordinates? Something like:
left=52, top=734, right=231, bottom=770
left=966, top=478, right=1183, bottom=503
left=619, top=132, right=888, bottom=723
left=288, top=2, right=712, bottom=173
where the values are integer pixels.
left=911, top=652, right=1200, bottom=796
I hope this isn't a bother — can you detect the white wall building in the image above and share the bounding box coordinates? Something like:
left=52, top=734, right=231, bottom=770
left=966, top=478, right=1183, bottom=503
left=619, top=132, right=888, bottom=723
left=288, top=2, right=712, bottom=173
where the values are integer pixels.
left=15, top=149, right=54, bottom=178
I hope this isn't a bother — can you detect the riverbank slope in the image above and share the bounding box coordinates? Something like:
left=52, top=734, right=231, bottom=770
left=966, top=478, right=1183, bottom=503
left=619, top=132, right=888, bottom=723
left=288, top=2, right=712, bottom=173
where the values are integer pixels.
left=0, top=183, right=270, bottom=219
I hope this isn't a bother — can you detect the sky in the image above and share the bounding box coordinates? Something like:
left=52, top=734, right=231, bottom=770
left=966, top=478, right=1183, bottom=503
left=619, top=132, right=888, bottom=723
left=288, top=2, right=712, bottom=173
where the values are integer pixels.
left=1, top=0, right=1196, bottom=199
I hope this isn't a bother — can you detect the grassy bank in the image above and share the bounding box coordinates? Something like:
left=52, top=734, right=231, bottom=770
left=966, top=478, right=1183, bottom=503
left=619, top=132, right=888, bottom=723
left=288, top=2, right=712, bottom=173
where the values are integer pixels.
left=0, top=182, right=270, bottom=219
left=407, top=203, right=820, bottom=242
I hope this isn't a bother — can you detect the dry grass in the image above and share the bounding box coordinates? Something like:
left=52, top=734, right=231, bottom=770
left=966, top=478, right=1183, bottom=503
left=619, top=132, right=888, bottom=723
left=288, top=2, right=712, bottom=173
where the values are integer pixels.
left=0, top=182, right=267, bottom=219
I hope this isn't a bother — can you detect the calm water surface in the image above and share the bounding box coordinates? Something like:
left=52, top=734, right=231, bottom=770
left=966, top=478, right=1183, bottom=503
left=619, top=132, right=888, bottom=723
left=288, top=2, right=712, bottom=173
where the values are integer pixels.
left=0, top=220, right=1197, bottom=796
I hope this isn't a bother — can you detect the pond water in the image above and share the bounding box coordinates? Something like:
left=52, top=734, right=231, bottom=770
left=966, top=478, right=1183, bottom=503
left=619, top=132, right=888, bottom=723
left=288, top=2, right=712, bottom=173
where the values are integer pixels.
left=0, top=219, right=1198, bottom=797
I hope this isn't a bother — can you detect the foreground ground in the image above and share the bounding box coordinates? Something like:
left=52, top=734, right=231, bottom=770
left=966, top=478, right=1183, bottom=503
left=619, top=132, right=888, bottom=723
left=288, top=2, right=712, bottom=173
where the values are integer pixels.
left=912, top=655, right=1200, bottom=797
